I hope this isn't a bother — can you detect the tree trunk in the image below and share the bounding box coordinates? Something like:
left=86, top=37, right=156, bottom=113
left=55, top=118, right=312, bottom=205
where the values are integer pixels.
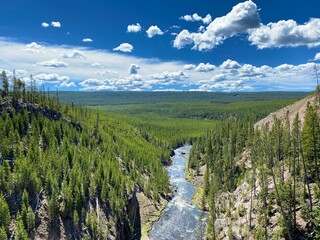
left=300, top=140, right=313, bottom=212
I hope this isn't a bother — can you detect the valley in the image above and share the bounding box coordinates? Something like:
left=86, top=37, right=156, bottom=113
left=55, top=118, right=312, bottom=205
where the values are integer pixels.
left=0, top=74, right=319, bottom=239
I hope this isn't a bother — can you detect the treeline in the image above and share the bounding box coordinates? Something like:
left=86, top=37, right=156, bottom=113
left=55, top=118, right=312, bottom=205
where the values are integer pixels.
left=0, top=71, right=170, bottom=239
left=189, top=100, right=320, bottom=239
left=97, top=99, right=300, bottom=122
left=57, top=91, right=307, bottom=106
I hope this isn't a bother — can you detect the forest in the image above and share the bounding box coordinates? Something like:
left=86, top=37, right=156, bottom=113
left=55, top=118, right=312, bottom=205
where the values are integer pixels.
left=189, top=95, right=320, bottom=239
left=0, top=71, right=170, bottom=239
left=1, top=68, right=317, bottom=240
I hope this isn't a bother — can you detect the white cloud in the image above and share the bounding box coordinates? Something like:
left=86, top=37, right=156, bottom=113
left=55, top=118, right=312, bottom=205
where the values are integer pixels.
left=180, top=13, right=212, bottom=24
left=23, top=42, right=45, bottom=54
left=174, top=0, right=260, bottom=51
left=37, top=59, right=68, bottom=68
left=238, top=64, right=267, bottom=78
left=113, top=43, right=133, bottom=52
left=184, top=63, right=216, bottom=72
left=196, top=80, right=251, bottom=92
left=220, top=59, right=241, bottom=69
left=0, top=38, right=318, bottom=92
left=34, top=73, right=69, bottom=83
left=79, top=78, right=106, bottom=87
left=249, top=18, right=320, bottom=49
left=42, top=22, right=49, bottom=28
left=211, top=74, right=226, bottom=82
left=315, top=53, right=320, bottom=61
left=146, top=25, right=164, bottom=38
left=184, top=64, right=196, bottom=70
left=198, top=26, right=205, bottom=33
left=127, top=23, right=142, bottom=33
left=153, top=88, right=183, bottom=92
left=51, top=21, right=61, bottom=28
left=62, top=50, right=86, bottom=59
left=129, top=64, right=140, bottom=74
left=149, top=71, right=188, bottom=84
left=195, top=63, right=216, bottom=72
left=57, top=81, right=76, bottom=88
left=83, top=38, right=93, bottom=42
left=90, top=63, right=102, bottom=67
left=96, top=70, right=118, bottom=76
left=173, top=30, right=194, bottom=49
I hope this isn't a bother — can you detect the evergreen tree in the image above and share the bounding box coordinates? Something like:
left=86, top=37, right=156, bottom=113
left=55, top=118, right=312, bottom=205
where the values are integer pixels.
left=1, top=70, right=9, bottom=97
left=0, top=194, right=10, bottom=231
left=0, top=226, right=8, bottom=240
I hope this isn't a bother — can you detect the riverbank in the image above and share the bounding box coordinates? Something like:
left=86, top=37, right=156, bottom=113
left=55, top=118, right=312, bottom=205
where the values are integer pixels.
left=138, top=191, right=169, bottom=240
left=148, top=146, right=206, bottom=240
left=185, top=162, right=207, bottom=211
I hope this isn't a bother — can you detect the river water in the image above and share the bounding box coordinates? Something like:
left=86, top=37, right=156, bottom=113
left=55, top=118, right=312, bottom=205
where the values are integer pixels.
left=149, top=146, right=206, bottom=240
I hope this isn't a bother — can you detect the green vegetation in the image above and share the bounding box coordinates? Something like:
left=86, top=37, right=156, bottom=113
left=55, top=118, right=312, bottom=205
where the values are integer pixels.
left=79, top=92, right=305, bottom=153
left=189, top=98, right=320, bottom=239
left=0, top=69, right=312, bottom=239
left=57, top=91, right=307, bottom=106
left=0, top=70, right=169, bottom=239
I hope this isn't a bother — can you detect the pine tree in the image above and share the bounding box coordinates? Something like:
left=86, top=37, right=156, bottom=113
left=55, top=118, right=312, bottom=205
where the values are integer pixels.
left=303, top=103, right=320, bottom=182
left=15, top=213, right=30, bottom=240
left=1, top=70, right=9, bottom=97
left=0, top=226, right=8, bottom=240
left=0, top=194, right=10, bottom=231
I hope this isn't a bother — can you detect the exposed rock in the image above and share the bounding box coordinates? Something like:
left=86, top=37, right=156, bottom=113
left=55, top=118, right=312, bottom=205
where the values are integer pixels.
left=255, top=95, right=317, bottom=129
left=136, top=189, right=168, bottom=239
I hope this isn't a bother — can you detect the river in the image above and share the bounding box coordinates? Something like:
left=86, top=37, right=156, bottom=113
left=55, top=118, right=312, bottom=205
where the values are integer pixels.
left=149, top=146, right=206, bottom=240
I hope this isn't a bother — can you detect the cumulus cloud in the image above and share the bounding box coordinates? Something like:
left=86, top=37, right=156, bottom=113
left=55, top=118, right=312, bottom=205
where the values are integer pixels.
left=198, top=74, right=226, bottom=84
left=184, top=63, right=215, bottom=72
left=238, top=64, right=267, bottom=78
left=184, top=64, right=196, bottom=70
left=57, top=81, right=76, bottom=88
left=180, top=13, right=212, bottom=24
left=149, top=71, right=188, bottom=84
left=249, top=18, right=320, bottom=49
left=34, top=73, right=69, bottom=83
left=211, top=74, right=227, bottom=82
left=315, top=53, right=320, bottom=61
left=220, top=59, right=241, bottom=69
left=127, top=23, right=142, bottom=33
left=23, top=42, right=45, bottom=54
left=96, top=70, right=119, bottom=76
left=83, top=38, right=93, bottom=42
left=174, top=0, right=260, bottom=51
left=113, top=43, right=133, bottom=52
left=173, top=30, right=194, bottom=49
left=36, top=59, right=68, bottom=68
left=62, top=50, right=86, bottom=59
left=197, top=80, right=251, bottom=92
left=129, top=64, right=140, bottom=74
left=146, top=25, right=164, bottom=38
left=51, top=21, right=61, bottom=28
left=79, top=78, right=105, bottom=87
left=195, top=63, right=216, bottom=72
left=42, top=22, right=49, bottom=28
left=0, top=38, right=318, bottom=92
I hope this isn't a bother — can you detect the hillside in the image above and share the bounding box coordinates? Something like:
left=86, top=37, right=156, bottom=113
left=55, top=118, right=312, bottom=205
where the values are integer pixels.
left=0, top=74, right=170, bottom=239
left=255, top=94, right=317, bottom=129
left=188, top=93, right=320, bottom=240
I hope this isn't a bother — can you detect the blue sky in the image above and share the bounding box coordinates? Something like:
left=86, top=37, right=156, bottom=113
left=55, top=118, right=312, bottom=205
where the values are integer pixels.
left=0, top=0, right=320, bottom=91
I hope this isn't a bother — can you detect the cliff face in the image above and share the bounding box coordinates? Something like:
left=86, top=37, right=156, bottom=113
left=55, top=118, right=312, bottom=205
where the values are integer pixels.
left=117, top=186, right=141, bottom=240
left=211, top=95, right=320, bottom=239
